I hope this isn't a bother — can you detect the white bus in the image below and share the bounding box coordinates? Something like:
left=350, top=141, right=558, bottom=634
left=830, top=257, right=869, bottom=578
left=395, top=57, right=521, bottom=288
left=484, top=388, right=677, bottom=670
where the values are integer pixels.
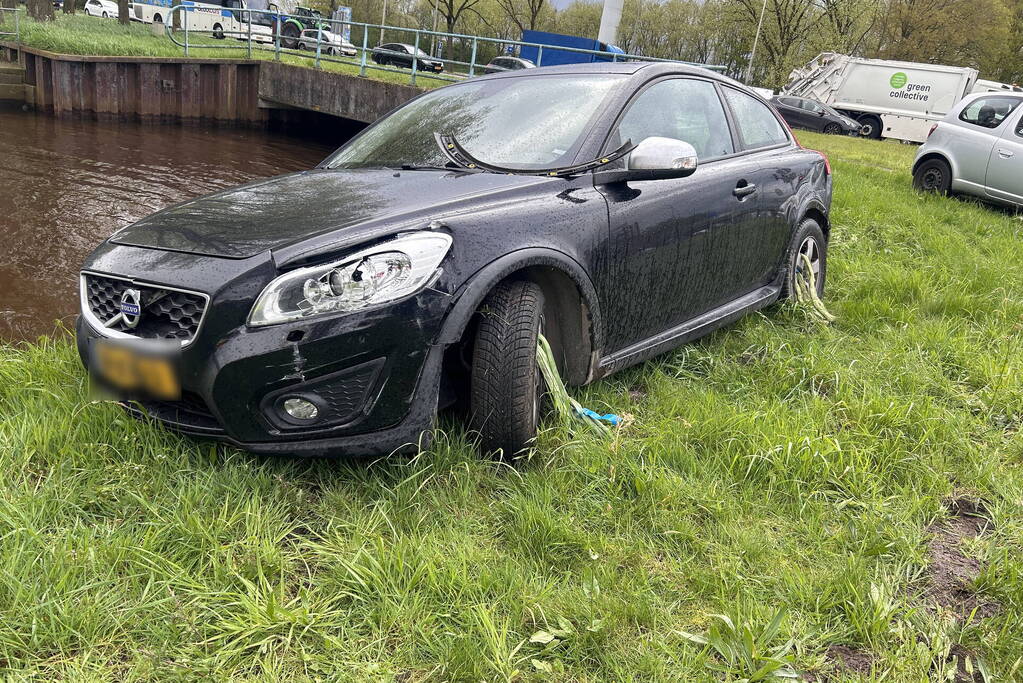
left=134, top=0, right=275, bottom=43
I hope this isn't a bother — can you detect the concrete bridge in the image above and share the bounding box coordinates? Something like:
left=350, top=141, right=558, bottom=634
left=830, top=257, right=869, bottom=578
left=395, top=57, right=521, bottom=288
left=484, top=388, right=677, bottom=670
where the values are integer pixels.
left=0, top=43, right=423, bottom=128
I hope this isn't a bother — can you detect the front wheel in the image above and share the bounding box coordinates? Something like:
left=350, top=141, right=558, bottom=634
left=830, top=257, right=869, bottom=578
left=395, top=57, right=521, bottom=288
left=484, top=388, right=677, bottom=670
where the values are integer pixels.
left=153, top=13, right=163, bottom=23
left=101, top=11, right=107, bottom=17
left=859, top=115, right=882, bottom=139
left=470, top=280, right=546, bottom=456
left=823, top=122, right=842, bottom=135
left=780, top=218, right=827, bottom=299
left=212, top=23, right=224, bottom=39
left=913, top=158, right=952, bottom=195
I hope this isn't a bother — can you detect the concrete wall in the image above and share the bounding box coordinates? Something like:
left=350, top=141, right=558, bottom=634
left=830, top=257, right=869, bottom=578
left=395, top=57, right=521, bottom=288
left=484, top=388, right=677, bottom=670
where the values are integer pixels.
left=258, top=61, right=423, bottom=124
left=0, top=44, right=425, bottom=127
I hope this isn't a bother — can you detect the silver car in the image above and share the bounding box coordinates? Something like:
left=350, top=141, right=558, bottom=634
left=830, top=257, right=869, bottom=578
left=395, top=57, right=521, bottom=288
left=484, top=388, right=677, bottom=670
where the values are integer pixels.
left=913, top=92, right=1023, bottom=208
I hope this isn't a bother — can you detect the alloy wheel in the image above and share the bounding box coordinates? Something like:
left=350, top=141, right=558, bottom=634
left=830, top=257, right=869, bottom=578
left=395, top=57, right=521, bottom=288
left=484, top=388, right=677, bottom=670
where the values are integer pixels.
left=796, top=236, right=822, bottom=292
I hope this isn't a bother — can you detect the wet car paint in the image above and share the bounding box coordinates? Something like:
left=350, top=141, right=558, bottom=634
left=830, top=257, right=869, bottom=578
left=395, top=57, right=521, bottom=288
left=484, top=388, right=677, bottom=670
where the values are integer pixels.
left=77, top=62, right=832, bottom=456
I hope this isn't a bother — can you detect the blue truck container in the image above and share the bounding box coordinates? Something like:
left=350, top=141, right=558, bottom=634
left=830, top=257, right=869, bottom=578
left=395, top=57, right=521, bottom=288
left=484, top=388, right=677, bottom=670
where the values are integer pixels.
left=518, top=30, right=625, bottom=67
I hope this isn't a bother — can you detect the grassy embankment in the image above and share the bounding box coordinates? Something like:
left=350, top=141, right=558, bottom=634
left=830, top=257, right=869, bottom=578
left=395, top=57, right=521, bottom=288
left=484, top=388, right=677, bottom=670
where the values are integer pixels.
left=1, top=132, right=1022, bottom=680
left=7, top=11, right=450, bottom=88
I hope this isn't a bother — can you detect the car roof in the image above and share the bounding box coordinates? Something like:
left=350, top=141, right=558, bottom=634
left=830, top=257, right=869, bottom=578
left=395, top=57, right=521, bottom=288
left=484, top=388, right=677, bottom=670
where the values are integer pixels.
left=472, top=61, right=749, bottom=92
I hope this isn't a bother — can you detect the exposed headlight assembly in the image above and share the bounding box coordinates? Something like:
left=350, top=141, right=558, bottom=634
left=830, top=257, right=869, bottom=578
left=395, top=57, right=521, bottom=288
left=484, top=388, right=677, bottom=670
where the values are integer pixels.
left=248, top=232, right=452, bottom=327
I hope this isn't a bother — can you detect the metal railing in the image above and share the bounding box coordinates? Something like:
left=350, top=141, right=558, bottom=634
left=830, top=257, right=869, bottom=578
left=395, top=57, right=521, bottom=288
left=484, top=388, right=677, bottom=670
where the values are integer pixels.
left=162, top=6, right=724, bottom=87
left=0, top=7, right=20, bottom=43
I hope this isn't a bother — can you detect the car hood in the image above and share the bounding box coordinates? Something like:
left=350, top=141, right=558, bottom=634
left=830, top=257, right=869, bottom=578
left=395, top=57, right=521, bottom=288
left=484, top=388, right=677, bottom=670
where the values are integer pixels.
left=109, top=167, right=550, bottom=260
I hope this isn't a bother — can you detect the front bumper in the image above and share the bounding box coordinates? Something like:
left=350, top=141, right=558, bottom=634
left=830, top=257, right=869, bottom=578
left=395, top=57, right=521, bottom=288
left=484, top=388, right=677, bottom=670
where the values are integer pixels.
left=76, top=279, right=451, bottom=457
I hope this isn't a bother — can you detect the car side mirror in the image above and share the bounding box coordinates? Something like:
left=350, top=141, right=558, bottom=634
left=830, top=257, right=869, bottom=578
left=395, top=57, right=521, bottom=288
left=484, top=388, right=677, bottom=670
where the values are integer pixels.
left=595, top=137, right=699, bottom=183
left=818, top=110, right=826, bottom=116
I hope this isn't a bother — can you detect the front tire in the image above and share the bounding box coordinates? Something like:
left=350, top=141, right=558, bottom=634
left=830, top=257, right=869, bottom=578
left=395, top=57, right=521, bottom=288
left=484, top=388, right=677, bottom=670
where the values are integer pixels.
left=470, top=281, right=545, bottom=456
left=859, top=114, right=882, bottom=139
left=780, top=218, right=827, bottom=299
left=913, top=158, right=952, bottom=195
left=212, top=23, right=224, bottom=39
left=823, top=122, right=842, bottom=135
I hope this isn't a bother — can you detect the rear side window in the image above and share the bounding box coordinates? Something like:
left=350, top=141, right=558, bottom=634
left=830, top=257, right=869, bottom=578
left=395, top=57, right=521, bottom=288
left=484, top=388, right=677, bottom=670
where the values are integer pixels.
left=614, top=78, right=734, bottom=160
left=722, top=87, right=789, bottom=150
left=959, top=97, right=1021, bottom=129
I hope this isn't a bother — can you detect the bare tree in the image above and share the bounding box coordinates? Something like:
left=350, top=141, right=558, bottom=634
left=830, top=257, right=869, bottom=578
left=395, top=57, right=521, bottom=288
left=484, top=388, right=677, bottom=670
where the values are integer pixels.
left=495, top=0, right=546, bottom=32
left=436, top=0, right=483, bottom=33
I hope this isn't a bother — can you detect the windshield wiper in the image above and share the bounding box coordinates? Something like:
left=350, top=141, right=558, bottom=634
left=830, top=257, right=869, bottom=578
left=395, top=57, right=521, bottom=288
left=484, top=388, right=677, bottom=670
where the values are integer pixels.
left=399, top=162, right=463, bottom=171
left=433, top=132, right=635, bottom=179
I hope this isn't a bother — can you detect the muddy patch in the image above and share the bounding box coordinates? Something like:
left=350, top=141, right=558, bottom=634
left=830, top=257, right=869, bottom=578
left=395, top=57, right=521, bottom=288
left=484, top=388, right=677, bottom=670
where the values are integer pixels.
left=628, top=385, right=647, bottom=401
left=921, top=497, right=999, bottom=620
left=945, top=644, right=985, bottom=683
left=803, top=644, right=874, bottom=681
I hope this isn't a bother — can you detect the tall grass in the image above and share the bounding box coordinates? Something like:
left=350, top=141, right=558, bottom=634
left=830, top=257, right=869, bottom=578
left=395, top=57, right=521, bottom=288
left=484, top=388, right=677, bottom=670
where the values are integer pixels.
left=1, top=132, right=1022, bottom=679
left=13, top=12, right=449, bottom=87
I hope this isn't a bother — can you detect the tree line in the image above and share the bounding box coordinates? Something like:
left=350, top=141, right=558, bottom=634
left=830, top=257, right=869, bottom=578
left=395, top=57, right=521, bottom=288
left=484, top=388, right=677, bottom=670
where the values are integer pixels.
left=10, top=0, right=1021, bottom=87
left=318, top=0, right=1023, bottom=87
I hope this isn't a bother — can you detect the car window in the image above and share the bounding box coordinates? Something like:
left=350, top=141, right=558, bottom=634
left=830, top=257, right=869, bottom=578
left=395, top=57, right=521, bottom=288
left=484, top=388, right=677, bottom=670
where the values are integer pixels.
left=959, top=96, right=1021, bottom=129
left=722, top=87, right=789, bottom=150
left=1017, top=114, right=1023, bottom=138
left=801, top=100, right=823, bottom=113
left=613, top=78, right=734, bottom=160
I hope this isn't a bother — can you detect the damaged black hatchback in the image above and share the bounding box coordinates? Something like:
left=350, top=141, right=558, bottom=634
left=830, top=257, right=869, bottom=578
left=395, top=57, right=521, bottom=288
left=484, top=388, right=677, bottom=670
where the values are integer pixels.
left=77, top=62, right=833, bottom=457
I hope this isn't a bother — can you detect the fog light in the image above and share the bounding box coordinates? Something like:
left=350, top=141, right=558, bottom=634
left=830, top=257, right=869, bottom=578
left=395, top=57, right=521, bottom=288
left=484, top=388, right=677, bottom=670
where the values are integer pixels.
left=283, top=397, right=318, bottom=421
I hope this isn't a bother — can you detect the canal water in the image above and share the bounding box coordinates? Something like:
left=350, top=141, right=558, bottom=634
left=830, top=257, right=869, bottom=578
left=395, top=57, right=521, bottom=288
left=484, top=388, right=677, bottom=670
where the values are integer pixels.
left=0, top=107, right=336, bottom=343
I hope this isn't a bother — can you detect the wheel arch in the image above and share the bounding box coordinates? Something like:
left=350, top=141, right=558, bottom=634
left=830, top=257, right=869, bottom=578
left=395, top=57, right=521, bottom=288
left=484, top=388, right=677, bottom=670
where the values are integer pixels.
left=436, top=248, right=603, bottom=387
left=912, top=151, right=955, bottom=178
left=799, top=197, right=831, bottom=242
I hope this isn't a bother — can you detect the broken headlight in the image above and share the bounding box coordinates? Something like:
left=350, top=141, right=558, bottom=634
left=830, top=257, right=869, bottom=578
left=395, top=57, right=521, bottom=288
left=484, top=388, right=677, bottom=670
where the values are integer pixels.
left=247, top=232, right=452, bottom=327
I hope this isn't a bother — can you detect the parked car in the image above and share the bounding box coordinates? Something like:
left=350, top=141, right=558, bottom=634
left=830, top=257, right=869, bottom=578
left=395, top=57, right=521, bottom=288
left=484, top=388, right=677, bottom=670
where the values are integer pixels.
left=297, top=28, right=357, bottom=56
left=772, top=95, right=863, bottom=135
left=84, top=0, right=119, bottom=17
left=913, top=92, right=1023, bottom=208
left=76, top=62, right=832, bottom=458
left=371, top=43, right=444, bottom=73
left=482, top=56, right=535, bottom=73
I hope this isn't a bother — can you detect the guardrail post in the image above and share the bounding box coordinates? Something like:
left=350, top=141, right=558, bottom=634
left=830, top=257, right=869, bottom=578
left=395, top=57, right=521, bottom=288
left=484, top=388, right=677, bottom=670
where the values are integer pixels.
left=183, top=8, right=189, bottom=56
left=15, top=10, right=19, bottom=44
left=468, top=37, right=477, bottom=77
left=274, top=16, right=281, bottom=61
left=246, top=10, right=252, bottom=59
left=314, top=30, right=322, bottom=69
left=536, top=45, right=543, bottom=67
left=411, top=30, right=420, bottom=86
left=359, top=26, right=368, bottom=76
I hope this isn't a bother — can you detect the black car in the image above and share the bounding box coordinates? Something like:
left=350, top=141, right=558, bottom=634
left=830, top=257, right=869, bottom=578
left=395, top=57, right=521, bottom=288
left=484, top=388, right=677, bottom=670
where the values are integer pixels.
left=482, top=56, right=535, bottom=74
left=371, top=43, right=444, bottom=73
left=77, top=62, right=832, bottom=457
left=772, top=95, right=863, bottom=135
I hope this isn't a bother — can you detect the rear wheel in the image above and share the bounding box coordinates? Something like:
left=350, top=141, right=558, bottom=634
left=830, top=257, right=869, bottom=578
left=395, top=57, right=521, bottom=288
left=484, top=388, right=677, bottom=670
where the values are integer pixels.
left=280, top=21, right=301, bottom=49
left=823, top=122, right=842, bottom=135
left=470, top=281, right=546, bottom=457
left=913, top=158, right=952, bottom=195
left=780, top=218, right=827, bottom=299
left=101, top=11, right=107, bottom=17
left=153, top=12, right=162, bottom=23
left=859, top=114, right=882, bottom=139
left=212, top=23, right=224, bottom=39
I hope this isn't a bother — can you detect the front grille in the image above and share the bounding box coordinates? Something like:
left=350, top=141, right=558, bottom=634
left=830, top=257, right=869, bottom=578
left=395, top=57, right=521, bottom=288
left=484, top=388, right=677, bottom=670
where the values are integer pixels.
left=82, top=273, right=208, bottom=344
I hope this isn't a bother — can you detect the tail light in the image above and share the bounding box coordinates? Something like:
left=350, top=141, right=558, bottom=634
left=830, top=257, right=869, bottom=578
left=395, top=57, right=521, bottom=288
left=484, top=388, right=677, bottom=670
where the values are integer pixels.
left=928, top=123, right=938, bottom=138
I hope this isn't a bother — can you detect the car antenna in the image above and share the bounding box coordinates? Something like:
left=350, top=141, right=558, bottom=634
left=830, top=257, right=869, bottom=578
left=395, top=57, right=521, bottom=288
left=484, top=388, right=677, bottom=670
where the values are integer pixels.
left=433, top=133, right=635, bottom=178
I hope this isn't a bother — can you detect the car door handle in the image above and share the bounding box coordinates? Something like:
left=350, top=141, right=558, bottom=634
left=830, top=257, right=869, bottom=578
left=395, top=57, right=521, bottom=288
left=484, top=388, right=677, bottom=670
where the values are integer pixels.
left=733, top=183, right=757, bottom=199
left=998, top=149, right=1015, bottom=159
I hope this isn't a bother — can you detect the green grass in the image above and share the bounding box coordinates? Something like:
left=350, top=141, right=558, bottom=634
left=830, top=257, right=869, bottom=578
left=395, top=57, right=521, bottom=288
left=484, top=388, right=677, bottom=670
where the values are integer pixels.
left=2, top=132, right=1023, bottom=680
left=8, top=11, right=450, bottom=88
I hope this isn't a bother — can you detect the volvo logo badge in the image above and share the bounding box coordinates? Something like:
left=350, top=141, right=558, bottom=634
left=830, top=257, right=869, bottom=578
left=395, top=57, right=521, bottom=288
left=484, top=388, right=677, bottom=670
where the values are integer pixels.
left=119, top=288, right=142, bottom=329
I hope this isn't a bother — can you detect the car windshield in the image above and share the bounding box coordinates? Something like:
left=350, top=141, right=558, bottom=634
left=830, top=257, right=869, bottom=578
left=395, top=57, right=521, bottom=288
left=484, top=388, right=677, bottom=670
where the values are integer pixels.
left=325, top=74, right=624, bottom=171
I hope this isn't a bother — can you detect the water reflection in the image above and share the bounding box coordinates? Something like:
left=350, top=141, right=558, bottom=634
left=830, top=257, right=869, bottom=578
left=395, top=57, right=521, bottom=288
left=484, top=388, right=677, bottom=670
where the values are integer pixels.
left=0, top=108, right=334, bottom=342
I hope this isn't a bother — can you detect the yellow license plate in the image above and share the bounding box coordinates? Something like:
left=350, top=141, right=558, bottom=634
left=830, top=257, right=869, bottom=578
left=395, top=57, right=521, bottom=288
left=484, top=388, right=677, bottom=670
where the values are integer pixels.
left=94, top=341, right=180, bottom=400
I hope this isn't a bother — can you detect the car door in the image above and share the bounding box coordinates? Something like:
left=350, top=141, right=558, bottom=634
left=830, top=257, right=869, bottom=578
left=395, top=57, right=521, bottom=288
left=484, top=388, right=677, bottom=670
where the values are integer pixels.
left=595, top=76, right=761, bottom=352
left=984, top=98, right=1023, bottom=203
left=719, top=85, right=799, bottom=292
